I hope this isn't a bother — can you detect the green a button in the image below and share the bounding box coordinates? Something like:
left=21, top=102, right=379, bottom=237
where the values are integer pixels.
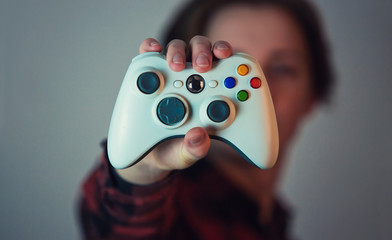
left=237, top=90, right=249, bottom=102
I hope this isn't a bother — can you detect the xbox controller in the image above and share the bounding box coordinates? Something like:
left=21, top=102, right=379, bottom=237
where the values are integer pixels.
left=107, top=52, right=279, bottom=169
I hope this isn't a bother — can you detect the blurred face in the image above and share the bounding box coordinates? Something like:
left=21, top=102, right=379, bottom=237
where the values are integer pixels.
left=207, top=5, right=316, bottom=153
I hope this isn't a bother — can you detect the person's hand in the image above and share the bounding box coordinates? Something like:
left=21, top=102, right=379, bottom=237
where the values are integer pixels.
left=116, top=36, right=233, bottom=185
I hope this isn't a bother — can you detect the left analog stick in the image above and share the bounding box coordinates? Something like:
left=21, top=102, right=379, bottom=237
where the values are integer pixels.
left=137, top=72, right=160, bottom=94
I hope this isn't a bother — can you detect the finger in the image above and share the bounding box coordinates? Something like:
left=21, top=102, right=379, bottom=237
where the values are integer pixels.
left=153, top=127, right=210, bottom=170
left=212, top=40, right=233, bottom=59
left=189, top=35, right=213, bottom=73
left=166, top=39, right=187, bottom=72
left=179, top=127, right=211, bottom=168
left=139, top=38, right=163, bottom=54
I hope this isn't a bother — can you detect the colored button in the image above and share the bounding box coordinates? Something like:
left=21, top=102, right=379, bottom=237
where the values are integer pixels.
left=208, top=80, right=218, bottom=88
left=207, top=100, right=230, bottom=122
left=157, top=97, right=186, bottom=126
left=174, top=80, right=183, bottom=88
left=250, top=77, right=262, bottom=89
left=186, top=74, right=205, bottom=93
left=237, top=90, right=249, bottom=102
left=224, top=77, right=236, bottom=89
left=137, top=72, right=160, bottom=94
left=237, top=64, right=249, bottom=76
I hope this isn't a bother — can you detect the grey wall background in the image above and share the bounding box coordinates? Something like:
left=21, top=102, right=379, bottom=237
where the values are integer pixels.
left=1, top=0, right=391, bottom=239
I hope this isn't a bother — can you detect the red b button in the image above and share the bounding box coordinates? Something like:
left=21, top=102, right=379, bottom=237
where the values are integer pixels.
left=250, top=77, right=262, bottom=89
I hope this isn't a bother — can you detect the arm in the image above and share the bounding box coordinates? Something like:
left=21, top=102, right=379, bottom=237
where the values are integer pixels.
left=115, top=36, right=233, bottom=185
left=79, top=144, right=179, bottom=239
left=79, top=37, right=233, bottom=239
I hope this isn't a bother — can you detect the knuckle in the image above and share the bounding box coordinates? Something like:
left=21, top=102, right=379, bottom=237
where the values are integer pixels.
left=145, top=37, right=156, bottom=43
left=139, top=38, right=160, bottom=53
left=167, top=39, right=186, bottom=50
left=190, top=35, right=212, bottom=49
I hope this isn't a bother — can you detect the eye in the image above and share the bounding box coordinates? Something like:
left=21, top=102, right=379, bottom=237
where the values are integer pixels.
left=269, top=64, right=297, bottom=77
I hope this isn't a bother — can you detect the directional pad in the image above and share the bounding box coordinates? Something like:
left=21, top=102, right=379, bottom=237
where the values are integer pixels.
left=157, top=97, right=186, bottom=126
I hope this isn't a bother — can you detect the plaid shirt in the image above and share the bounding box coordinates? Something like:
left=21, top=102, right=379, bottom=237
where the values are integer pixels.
left=78, top=142, right=290, bottom=239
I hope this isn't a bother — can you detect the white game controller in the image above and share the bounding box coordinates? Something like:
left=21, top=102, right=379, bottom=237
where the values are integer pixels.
left=107, top=52, right=279, bottom=169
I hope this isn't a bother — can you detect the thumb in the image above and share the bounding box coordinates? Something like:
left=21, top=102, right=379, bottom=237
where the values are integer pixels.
left=176, top=127, right=211, bottom=169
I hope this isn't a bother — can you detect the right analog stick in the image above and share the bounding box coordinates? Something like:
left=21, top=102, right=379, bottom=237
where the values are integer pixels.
left=207, top=100, right=230, bottom=123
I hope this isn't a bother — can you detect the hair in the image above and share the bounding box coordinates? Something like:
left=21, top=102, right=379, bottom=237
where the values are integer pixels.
left=161, top=0, right=334, bottom=103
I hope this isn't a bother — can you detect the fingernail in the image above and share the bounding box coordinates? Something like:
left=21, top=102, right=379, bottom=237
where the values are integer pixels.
left=189, top=134, right=203, bottom=146
left=216, top=43, right=229, bottom=50
left=173, top=54, right=184, bottom=64
left=196, top=54, right=209, bottom=67
left=150, top=41, right=159, bottom=47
